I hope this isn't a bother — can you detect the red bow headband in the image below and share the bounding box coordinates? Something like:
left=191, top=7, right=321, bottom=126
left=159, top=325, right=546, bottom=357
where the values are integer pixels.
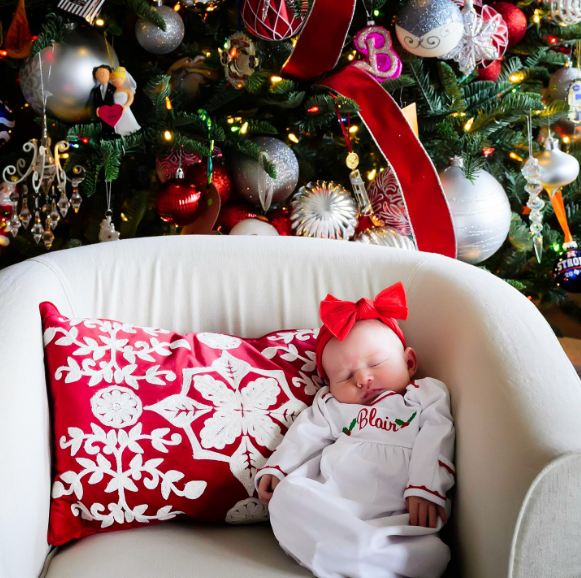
left=315, top=282, right=408, bottom=380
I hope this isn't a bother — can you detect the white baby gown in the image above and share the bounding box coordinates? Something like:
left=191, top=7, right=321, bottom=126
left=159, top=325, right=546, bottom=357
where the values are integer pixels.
left=255, top=378, right=455, bottom=578
left=113, top=90, right=140, bottom=136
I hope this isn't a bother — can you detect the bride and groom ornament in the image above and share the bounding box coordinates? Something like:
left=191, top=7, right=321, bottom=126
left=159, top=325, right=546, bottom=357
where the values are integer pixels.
left=91, top=65, right=141, bottom=138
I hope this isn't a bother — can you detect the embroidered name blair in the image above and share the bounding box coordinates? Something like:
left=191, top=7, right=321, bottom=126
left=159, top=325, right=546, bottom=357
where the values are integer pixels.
left=354, top=408, right=417, bottom=433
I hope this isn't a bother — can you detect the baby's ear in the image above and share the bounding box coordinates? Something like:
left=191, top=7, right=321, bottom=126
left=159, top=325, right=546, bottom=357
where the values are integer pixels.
left=405, top=347, right=417, bottom=377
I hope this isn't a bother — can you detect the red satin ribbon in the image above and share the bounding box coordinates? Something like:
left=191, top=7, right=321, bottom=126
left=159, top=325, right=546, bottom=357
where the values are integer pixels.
left=318, top=67, right=456, bottom=257
left=282, top=0, right=357, bottom=82
left=281, top=0, right=457, bottom=257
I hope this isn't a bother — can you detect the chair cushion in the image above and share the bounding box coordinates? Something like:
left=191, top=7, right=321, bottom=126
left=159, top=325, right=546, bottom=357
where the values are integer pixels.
left=41, top=302, right=321, bottom=546
left=42, top=522, right=313, bottom=578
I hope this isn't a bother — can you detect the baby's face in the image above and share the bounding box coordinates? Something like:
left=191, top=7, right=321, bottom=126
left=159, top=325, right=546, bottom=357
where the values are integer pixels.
left=322, top=320, right=417, bottom=405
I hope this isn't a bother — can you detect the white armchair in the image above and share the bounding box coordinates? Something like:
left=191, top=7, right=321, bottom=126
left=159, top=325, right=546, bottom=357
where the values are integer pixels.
left=1, top=236, right=580, bottom=578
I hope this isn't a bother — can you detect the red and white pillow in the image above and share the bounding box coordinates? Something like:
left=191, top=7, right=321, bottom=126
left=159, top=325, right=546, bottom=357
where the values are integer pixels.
left=41, top=302, right=322, bottom=546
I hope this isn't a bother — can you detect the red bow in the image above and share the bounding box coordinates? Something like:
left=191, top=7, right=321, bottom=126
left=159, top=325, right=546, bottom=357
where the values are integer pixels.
left=319, top=282, right=408, bottom=342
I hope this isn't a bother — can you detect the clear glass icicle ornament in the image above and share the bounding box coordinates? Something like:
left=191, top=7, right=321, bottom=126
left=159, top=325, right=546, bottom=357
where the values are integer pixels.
left=522, top=112, right=545, bottom=262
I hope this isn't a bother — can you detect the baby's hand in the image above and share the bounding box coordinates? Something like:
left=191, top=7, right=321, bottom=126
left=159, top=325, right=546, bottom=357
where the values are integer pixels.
left=257, top=474, right=281, bottom=505
left=406, top=496, right=448, bottom=528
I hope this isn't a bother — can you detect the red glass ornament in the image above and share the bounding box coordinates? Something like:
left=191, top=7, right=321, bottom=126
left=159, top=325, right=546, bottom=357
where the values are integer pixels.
left=0, top=192, right=13, bottom=248
left=491, top=2, right=527, bottom=47
left=216, top=202, right=257, bottom=233
left=186, top=162, right=232, bottom=205
left=156, top=149, right=201, bottom=184
left=267, top=207, right=293, bottom=236
left=478, top=59, right=502, bottom=81
left=241, top=0, right=304, bottom=41
left=156, top=177, right=203, bottom=226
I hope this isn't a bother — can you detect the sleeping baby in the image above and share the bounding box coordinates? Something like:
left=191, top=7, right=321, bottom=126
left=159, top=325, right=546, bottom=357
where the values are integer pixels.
left=256, top=282, right=455, bottom=578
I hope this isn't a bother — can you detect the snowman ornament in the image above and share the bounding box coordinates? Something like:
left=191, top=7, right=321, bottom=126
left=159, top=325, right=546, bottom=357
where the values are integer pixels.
left=99, top=212, right=120, bottom=242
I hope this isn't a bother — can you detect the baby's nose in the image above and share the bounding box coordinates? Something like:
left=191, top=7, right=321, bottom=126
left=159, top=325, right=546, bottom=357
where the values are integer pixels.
left=356, top=372, right=374, bottom=388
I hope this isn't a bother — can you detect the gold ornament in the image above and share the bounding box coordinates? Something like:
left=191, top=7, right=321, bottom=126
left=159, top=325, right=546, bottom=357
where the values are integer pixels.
left=346, top=152, right=359, bottom=170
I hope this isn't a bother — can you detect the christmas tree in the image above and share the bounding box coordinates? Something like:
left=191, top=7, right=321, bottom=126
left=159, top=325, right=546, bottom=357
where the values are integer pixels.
left=3, top=0, right=581, bottom=326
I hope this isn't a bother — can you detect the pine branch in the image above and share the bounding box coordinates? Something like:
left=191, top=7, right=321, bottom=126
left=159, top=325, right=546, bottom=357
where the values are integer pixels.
left=227, top=137, right=277, bottom=178
left=126, top=0, right=166, bottom=31
left=244, top=70, right=271, bottom=95
left=153, top=131, right=211, bottom=156
left=437, top=62, right=465, bottom=110
left=380, top=75, right=416, bottom=93
left=30, top=13, right=67, bottom=58
left=144, top=75, right=172, bottom=109
left=260, top=91, right=305, bottom=109
left=508, top=213, right=534, bottom=251
left=408, top=58, right=444, bottom=114
left=204, top=83, right=243, bottom=113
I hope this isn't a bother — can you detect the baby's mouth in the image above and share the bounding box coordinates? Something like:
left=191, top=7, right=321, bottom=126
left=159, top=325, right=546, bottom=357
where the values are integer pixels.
left=363, top=388, right=386, bottom=402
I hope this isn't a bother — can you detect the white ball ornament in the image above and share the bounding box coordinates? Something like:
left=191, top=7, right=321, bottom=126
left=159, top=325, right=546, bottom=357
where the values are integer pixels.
left=439, top=157, right=511, bottom=264
left=395, top=0, right=463, bottom=58
left=229, top=218, right=280, bottom=236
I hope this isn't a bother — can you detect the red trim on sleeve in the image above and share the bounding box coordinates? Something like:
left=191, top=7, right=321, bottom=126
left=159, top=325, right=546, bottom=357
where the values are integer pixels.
left=410, top=380, right=419, bottom=388
left=438, top=460, right=455, bottom=477
left=257, top=465, right=288, bottom=477
left=405, top=485, right=446, bottom=501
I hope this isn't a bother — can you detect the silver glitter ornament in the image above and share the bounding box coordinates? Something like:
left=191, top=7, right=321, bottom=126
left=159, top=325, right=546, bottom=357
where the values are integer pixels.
left=19, top=25, right=119, bottom=123
left=135, top=2, right=185, bottom=55
left=395, top=0, right=463, bottom=58
left=547, top=66, right=581, bottom=102
left=355, top=226, right=416, bottom=250
left=231, top=137, right=299, bottom=208
left=439, top=157, right=511, bottom=264
left=291, top=181, right=358, bottom=240
left=534, top=136, right=580, bottom=196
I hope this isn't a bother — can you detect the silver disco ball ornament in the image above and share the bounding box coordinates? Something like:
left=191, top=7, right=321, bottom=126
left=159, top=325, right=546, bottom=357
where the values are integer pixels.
left=291, top=181, right=358, bottom=240
left=19, top=25, right=119, bottom=123
left=135, top=2, right=185, bottom=55
left=439, top=157, right=511, bottom=264
left=231, top=137, right=299, bottom=209
left=355, top=226, right=416, bottom=250
left=395, top=0, right=463, bottom=58
left=547, top=66, right=581, bottom=102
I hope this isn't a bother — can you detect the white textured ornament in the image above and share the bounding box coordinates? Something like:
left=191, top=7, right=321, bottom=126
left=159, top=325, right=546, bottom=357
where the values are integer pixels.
left=548, top=0, right=581, bottom=26
left=355, top=226, right=416, bottom=250
left=229, top=218, right=280, bottom=236
left=395, top=0, right=463, bottom=58
left=439, top=158, right=511, bottom=264
left=440, top=0, right=507, bottom=75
